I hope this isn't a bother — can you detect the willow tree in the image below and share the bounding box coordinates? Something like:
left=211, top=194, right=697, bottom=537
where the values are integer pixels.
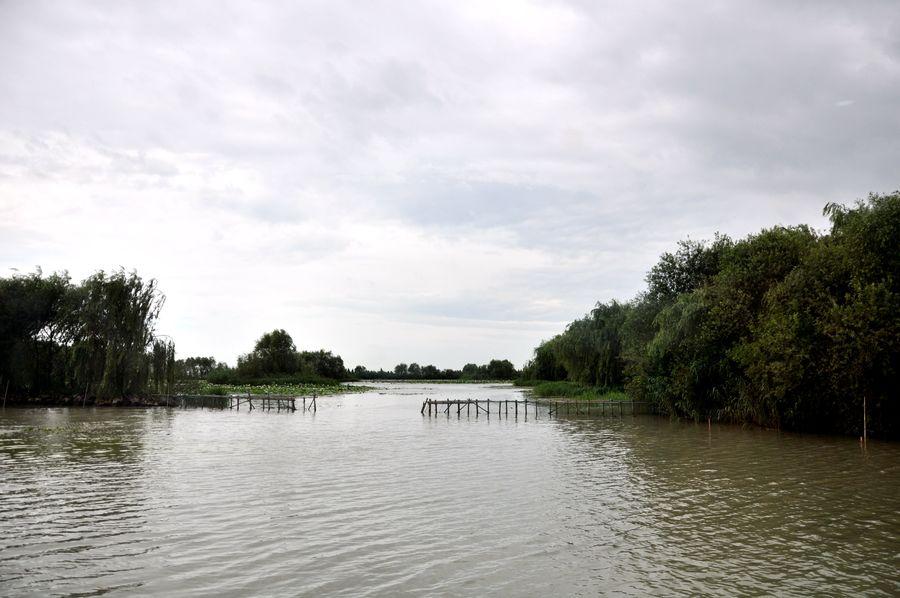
left=69, top=271, right=164, bottom=398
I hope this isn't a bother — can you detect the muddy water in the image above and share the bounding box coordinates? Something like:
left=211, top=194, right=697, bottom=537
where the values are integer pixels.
left=1, top=383, right=898, bottom=596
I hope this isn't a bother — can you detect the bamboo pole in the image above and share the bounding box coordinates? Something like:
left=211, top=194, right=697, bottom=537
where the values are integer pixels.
left=863, top=394, right=867, bottom=447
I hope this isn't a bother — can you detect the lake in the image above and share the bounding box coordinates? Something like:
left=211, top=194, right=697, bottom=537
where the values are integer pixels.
left=1, top=382, right=898, bottom=596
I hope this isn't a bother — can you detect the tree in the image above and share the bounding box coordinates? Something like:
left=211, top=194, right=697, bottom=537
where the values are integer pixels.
left=252, top=329, right=298, bottom=373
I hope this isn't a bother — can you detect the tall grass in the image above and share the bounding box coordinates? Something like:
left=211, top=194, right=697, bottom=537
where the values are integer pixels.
left=526, top=380, right=628, bottom=401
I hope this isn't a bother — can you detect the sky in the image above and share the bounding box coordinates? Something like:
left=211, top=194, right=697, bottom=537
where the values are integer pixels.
left=1, top=1, right=898, bottom=370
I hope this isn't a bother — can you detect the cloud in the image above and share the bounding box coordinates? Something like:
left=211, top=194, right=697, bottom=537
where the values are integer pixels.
left=1, top=0, right=898, bottom=368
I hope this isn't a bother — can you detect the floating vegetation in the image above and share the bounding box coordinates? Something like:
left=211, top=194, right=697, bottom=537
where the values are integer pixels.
left=175, top=380, right=371, bottom=397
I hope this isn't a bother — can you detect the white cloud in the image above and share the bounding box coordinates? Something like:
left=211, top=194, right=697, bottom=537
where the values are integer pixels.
left=1, top=0, right=898, bottom=368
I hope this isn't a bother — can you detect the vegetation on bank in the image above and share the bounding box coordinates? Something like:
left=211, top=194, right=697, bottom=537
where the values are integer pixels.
left=520, top=192, right=900, bottom=439
left=173, top=379, right=369, bottom=397
left=0, top=269, right=175, bottom=401
left=0, top=278, right=513, bottom=404
left=0, top=281, right=362, bottom=401
left=516, top=379, right=627, bottom=401
left=178, top=329, right=351, bottom=386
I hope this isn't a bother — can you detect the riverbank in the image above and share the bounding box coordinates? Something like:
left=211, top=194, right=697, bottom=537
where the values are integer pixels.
left=516, top=380, right=628, bottom=401
left=4, top=395, right=176, bottom=408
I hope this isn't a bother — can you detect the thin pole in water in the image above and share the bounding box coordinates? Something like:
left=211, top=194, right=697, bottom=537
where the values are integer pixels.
left=2, top=379, right=8, bottom=409
left=863, top=394, right=868, bottom=448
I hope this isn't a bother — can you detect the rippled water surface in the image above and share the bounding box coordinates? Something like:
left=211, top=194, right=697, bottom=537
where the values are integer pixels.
left=1, top=382, right=898, bottom=597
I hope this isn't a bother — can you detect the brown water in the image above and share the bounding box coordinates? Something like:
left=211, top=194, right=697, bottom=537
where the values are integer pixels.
left=1, top=382, right=898, bottom=597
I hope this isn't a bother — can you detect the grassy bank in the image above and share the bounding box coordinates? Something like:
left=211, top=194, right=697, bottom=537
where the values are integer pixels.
left=516, top=380, right=628, bottom=401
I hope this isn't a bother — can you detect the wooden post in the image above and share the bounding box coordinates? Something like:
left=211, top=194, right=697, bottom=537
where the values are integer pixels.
left=2, top=379, right=8, bottom=409
left=863, top=394, right=867, bottom=447
left=515, top=400, right=518, bottom=418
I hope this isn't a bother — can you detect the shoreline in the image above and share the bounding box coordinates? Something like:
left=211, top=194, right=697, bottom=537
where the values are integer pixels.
left=4, top=396, right=177, bottom=408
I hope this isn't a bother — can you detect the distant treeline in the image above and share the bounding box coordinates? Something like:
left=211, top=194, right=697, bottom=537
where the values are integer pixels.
left=521, top=193, right=900, bottom=438
left=351, top=359, right=517, bottom=381
left=177, top=334, right=519, bottom=383
left=0, top=269, right=175, bottom=399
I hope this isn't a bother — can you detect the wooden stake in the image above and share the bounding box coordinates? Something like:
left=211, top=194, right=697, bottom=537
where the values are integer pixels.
left=863, top=394, right=867, bottom=447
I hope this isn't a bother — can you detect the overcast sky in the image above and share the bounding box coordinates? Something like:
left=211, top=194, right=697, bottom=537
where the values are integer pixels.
left=1, top=1, right=898, bottom=369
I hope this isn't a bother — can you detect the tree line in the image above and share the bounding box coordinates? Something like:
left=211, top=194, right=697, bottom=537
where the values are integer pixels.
left=1, top=271, right=520, bottom=399
left=521, top=192, right=899, bottom=438
left=352, top=359, right=517, bottom=381
left=0, top=269, right=175, bottom=400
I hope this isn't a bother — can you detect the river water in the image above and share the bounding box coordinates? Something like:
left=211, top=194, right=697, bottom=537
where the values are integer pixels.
left=1, top=383, right=898, bottom=597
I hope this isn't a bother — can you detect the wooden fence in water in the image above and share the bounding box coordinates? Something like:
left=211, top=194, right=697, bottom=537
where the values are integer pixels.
left=421, top=398, right=655, bottom=419
left=153, top=394, right=318, bottom=412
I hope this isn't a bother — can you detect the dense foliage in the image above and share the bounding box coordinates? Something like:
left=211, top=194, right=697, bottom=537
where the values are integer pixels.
left=0, top=269, right=173, bottom=399
left=521, top=193, right=900, bottom=438
left=353, top=359, right=517, bottom=381
left=206, top=329, right=350, bottom=384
